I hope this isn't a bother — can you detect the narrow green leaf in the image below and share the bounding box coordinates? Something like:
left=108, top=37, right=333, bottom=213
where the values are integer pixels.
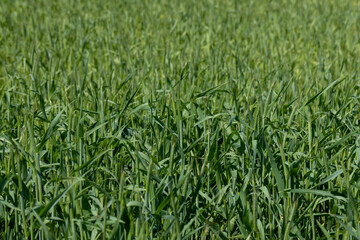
left=265, top=141, right=285, bottom=195
left=289, top=189, right=347, bottom=202
left=38, top=178, right=83, bottom=218
left=314, top=169, right=343, bottom=188
left=37, top=109, right=64, bottom=151
left=74, top=149, right=112, bottom=173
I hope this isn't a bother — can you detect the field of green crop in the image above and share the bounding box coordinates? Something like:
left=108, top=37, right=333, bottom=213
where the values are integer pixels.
left=1, top=0, right=360, bottom=239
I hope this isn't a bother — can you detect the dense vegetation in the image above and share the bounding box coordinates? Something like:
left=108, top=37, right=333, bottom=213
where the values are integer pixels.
left=1, top=0, right=360, bottom=239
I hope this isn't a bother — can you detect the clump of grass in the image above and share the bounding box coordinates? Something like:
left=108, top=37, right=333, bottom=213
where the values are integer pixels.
left=1, top=0, right=360, bottom=239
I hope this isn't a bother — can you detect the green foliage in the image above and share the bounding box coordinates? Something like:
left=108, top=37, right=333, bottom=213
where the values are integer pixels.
left=1, top=0, right=360, bottom=239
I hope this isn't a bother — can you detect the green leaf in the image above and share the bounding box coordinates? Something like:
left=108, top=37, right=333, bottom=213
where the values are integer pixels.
left=303, top=78, right=345, bottom=107
left=38, top=178, right=83, bottom=218
left=256, top=220, right=265, bottom=240
left=265, top=141, right=285, bottom=195
left=314, top=169, right=343, bottom=187
left=74, top=149, right=112, bottom=173
left=37, top=109, right=64, bottom=151
left=289, top=189, right=347, bottom=202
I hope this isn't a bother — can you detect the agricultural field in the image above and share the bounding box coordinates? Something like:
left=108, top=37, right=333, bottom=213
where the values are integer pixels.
left=1, top=0, right=360, bottom=239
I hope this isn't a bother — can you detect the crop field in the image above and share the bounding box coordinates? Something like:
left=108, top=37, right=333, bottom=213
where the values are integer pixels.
left=1, top=0, right=360, bottom=239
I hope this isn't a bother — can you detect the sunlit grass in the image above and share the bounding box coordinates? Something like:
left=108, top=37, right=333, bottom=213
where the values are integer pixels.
left=1, top=0, right=360, bottom=239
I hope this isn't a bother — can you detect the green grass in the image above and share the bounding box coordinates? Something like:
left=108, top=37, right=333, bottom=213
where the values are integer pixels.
left=1, top=0, right=360, bottom=239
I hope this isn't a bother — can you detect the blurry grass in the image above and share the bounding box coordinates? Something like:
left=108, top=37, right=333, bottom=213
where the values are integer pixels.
left=1, top=0, right=360, bottom=239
